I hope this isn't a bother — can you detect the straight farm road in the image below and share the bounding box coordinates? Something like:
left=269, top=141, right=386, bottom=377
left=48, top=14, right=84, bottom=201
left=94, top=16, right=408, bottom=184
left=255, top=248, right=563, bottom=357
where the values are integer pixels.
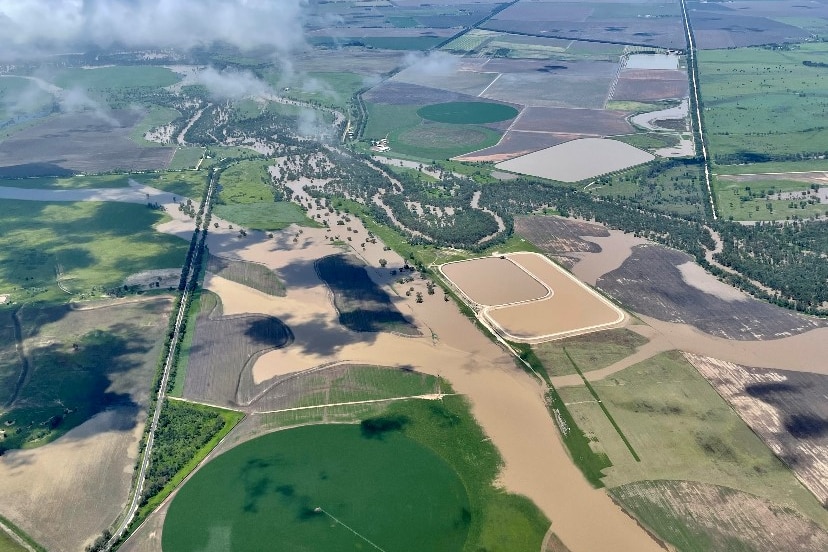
left=106, top=169, right=218, bottom=549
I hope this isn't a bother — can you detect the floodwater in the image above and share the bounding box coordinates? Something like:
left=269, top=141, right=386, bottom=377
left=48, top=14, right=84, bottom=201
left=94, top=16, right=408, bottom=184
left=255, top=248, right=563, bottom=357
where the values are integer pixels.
left=495, top=138, right=655, bottom=183
left=441, top=256, right=549, bottom=306
left=483, top=252, right=624, bottom=341
left=625, top=53, right=680, bottom=70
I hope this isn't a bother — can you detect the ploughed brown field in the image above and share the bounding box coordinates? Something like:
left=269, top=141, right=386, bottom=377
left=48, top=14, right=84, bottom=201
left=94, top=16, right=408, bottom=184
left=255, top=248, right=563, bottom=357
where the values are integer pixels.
left=441, top=252, right=625, bottom=342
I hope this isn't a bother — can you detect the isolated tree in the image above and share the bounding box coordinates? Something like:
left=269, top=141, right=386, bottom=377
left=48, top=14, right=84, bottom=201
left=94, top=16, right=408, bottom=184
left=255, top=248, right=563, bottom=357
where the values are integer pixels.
left=378, top=258, right=388, bottom=268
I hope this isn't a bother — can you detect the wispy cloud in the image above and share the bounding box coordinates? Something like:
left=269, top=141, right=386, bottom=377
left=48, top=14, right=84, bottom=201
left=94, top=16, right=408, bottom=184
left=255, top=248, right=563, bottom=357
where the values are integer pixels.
left=0, top=0, right=307, bottom=60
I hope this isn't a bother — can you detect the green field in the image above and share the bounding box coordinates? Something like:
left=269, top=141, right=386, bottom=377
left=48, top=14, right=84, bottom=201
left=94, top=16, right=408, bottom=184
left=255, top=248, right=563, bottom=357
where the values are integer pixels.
left=168, top=148, right=206, bottom=170
left=130, top=106, right=181, bottom=146
left=0, top=200, right=189, bottom=303
left=417, top=102, right=519, bottom=124
left=0, top=298, right=169, bottom=451
left=534, top=328, right=648, bottom=377
left=0, top=530, right=25, bottom=552
left=213, top=202, right=310, bottom=231
left=698, top=44, right=828, bottom=165
left=0, top=76, right=53, bottom=121
left=364, top=103, right=503, bottom=160
left=133, top=170, right=208, bottom=199
left=0, top=174, right=133, bottom=190
left=714, top=177, right=827, bottom=221
left=163, top=423, right=471, bottom=551
left=49, top=66, right=180, bottom=91
left=211, top=159, right=314, bottom=230
left=310, top=36, right=443, bottom=50
left=168, top=395, right=550, bottom=552
left=556, top=351, right=828, bottom=526
left=267, top=71, right=366, bottom=110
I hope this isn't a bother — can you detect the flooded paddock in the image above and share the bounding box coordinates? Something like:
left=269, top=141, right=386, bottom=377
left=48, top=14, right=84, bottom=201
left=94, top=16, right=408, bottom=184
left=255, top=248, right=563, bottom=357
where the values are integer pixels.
left=441, top=252, right=625, bottom=343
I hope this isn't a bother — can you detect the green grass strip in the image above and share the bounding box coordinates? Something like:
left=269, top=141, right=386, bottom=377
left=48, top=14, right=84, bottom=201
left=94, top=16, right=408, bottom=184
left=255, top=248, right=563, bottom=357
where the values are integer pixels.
left=0, top=515, right=46, bottom=552
left=563, top=347, right=640, bottom=462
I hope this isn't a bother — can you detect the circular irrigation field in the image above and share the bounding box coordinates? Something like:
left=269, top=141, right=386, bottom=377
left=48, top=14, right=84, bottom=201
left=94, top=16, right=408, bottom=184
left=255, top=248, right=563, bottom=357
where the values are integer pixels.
left=163, top=424, right=471, bottom=551
left=417, top=101, right=518, bottom=124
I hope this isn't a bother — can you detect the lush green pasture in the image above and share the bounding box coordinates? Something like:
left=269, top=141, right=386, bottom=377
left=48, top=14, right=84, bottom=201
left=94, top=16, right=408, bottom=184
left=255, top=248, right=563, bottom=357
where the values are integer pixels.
left=0, top=200, right=188, bottom=303
left=0, top=174, right=132, bottom=190
left=558, top=351, right=828, bottom=526
left=364, top=103, right=423, bottom=140
left=164, top=423, right=471, bottom=552
left=393, top=124, right=501, bottom=160
left=0, top=76, right=53, bottom=121
left=130, top=106, right=181, bottom=146
left=168, top=147, right=206, bottom=170
left=0, top=530, right=25, bottom=552
left=714, top=177, right=827, bottom=221
left=533, top=328, right=648, bottom=377
left=170, top=396, right=550, bottom=552
left=364, top=103, right=503, bottom=160
left=713, top=159, right=828, bottom=175
left=269, top=71, right=366, bottom=110
left=133, top=170, right=208, bottom=200
left=417, top=102, right=518, bottom=124
left=590, top=158, right=708, bottom=218
left=213, top=202, right=310, bottom=231
left=0, top=298, right=169, bottom=451
left=49, top=66, right=180, bottom=91
left=698, top=44, right=828, bottom=164
left=217, top=159, right=275, bottom=204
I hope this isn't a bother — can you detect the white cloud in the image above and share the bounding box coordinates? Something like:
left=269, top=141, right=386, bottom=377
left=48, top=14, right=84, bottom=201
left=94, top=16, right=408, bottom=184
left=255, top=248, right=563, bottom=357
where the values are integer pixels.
left=0, top=0, right=307, bottom=60
left=195, top=67, right=271, bottom=100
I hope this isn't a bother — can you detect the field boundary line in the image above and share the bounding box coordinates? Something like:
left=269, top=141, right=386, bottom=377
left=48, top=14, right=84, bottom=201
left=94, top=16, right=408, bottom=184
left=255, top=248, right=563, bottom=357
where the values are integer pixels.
left=256, top=393, right=454, bottom=415
left=167, top=395, right=244, bottom=412
left=564, top=347, right=640, bottom=462
left=680, top=0, right=717, bottom=220
left=477, top=72, right=502, bottom=97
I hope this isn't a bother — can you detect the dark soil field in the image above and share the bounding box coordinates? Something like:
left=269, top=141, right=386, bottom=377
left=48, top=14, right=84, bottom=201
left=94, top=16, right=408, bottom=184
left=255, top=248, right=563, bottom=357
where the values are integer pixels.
left=512, top=107, right=633, bottom=136
left=687, top=1, right=812, bottom=49
left=456, top=130, right=574, bottom=162
left=481, top=62, right=617, bottom=109
left=596, top=245, right=825, bottom=340
left=182, top=292, right=293, bottom=407
left=612, top=70, right=689, bottom=102
left=612, top=480, right=828, bottom=552
left=482, top=10, right=684, bottom=49
left=0, top=110, right=174, bottom=177
left=316, top=254, right=419, bottom=336
left=364, top=81, right=481, bottom=106
left=687, top=354, right=828, bottom=508
left=206, top=254, right=285, bottom=297
left=514, top=216, right=609, bottom=258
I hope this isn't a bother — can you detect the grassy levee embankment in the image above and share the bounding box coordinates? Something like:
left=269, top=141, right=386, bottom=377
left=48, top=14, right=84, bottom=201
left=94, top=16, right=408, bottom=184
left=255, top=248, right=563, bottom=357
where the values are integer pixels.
left=0, top=515, right=45, bottom=552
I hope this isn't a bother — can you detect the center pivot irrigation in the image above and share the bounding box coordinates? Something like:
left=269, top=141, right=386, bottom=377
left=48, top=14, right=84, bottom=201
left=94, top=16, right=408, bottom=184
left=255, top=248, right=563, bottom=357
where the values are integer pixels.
left=314, top=507, right=387, bottom=552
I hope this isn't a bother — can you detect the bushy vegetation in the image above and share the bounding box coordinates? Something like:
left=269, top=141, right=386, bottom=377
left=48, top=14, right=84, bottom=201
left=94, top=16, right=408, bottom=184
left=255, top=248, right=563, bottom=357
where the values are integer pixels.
left=141, top=400, right=242, bottom=508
